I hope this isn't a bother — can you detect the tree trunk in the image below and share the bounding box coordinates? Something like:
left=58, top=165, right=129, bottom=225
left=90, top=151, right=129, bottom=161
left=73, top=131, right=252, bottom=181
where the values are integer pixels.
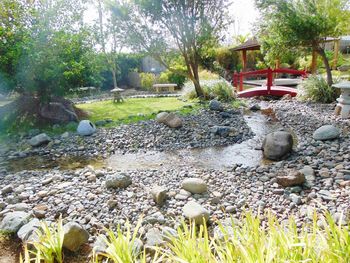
left=191, top=63, right=204, bottom=99
left=111, top=68, right=117, bottom=89
left=317, top=47, right=333, bottom=86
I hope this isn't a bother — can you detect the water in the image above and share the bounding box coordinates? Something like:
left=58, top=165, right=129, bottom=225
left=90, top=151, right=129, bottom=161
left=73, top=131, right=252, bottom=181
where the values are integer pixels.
left=5, top=110, right=296, bottom=172
left=107, top=111, right=289, bottom=170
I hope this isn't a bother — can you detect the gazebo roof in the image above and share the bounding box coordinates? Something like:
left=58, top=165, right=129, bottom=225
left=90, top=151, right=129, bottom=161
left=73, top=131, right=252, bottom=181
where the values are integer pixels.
left=231, top=38, right=261, bottom=52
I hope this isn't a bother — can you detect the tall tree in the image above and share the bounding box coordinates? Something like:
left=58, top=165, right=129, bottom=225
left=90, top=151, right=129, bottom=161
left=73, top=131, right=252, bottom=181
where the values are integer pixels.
left=256, top=0, right=350, bottom=86
left=95, top=0, right=122, bottom=89
left=111, top=0, right=231, bottom=98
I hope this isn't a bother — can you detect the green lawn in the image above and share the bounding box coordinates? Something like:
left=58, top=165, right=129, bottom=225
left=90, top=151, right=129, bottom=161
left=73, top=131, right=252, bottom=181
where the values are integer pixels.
left=76, top=97, right=192, bottom=123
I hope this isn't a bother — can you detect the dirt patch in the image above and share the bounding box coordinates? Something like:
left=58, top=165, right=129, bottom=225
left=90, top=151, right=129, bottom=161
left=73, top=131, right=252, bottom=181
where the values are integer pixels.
left=0, top=235, right=21, bottom=263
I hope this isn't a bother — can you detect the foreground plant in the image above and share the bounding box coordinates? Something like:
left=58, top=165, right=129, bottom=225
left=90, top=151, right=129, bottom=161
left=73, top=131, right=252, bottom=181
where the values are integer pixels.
left=20, top=219, right=64, bottom=263
left=93, top=219, right=162, bottom=263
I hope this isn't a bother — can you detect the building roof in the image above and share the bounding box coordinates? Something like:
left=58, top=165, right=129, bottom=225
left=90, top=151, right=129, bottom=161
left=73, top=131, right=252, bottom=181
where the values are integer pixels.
left=231, top=38, right=261, bottom=52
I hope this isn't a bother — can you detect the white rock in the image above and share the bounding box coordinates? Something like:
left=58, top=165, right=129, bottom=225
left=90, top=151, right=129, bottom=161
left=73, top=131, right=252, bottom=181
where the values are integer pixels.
left=0, top=211, right=31, bottom=233
left=182, top=178, right=207, bottom=194
left=183, top=201, right=209, bottom=224
left=77, top=120, right=96, bottom=136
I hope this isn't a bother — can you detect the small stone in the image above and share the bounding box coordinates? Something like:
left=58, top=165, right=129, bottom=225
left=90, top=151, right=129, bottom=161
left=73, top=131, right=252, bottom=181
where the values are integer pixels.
left=313, top=125, right=340, bottom=141
left=105, top=173, right=132, bottom=189
left=1, top=185, right=13, bottom=195
left=183, top=201, right=209, bottom=224
left=289, top=193, right=302, bottom=205
left=145, top=228, right=164, bottom=247
left=225, top=206, right=236, bottom=213
left=209, top=100, right=223, bottom=111
left=182, top=178, right=207, bottom=194
left=63, top=222, right=89, bottom=252
left=150, top=186, right=168, bottom=206
left=276, top=170, right=305, bottom=187
left=28, top=133, right=51, bottom=147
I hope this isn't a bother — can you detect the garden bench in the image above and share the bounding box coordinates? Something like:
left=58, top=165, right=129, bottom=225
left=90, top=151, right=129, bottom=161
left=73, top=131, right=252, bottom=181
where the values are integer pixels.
left=153, top=83, right=177, bottom=93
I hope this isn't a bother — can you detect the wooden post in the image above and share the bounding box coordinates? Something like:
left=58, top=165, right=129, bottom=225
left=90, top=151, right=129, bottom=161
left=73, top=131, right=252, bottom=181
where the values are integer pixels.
left=311, top=49, right=318, bottom=74
left=239, top=71, right=243, bottom=91
left=242, top=50, right=247, bottom=72
left=267, top=68, right=273, bottom=94
left=333, top=39, right=340, bottom=70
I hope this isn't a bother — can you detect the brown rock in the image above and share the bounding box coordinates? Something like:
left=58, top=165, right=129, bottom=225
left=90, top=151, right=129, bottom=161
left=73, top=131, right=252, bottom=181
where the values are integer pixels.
left=276, top=170, right=305, bottom=187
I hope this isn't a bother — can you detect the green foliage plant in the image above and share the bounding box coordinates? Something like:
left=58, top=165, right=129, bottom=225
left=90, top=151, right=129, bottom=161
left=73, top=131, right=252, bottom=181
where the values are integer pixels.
left=297, top=75, right=339, bottom=103
left=139, top=73, right=156, bottom=90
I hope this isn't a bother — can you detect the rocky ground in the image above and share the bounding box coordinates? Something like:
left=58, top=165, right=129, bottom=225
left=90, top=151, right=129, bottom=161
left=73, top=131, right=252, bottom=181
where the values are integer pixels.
left=0, top=98, right=349, bottom=254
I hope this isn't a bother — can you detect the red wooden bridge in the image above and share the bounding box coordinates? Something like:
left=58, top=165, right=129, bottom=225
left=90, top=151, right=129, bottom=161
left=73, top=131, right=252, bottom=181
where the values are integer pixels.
left=232, top=68, right=308, bottom=98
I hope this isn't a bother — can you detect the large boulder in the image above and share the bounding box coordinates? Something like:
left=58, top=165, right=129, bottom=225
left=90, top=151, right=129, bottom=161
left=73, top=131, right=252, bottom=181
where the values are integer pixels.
left=276, top=170, right=305, bottom=187
left=209, top=100, right=223, bottom=111
left=77, top=120, right=96, bottom=136
left=313, top=125, right=340, bottom=141
left=182, top=178, right=207, bottom=194
left=28, top=133, right=51, bottom=147
left=183, top=201, right=209, bottom=224
left=63, top=222, right=89, bottom=252
left=262, top=131, right=293, bottom=160
left=0, top=211, right=31, bottom=233
left=105, top=173, right=132, bottom=189
left=40, top=102, right=78, bottom=123
left=155, top=112, right=169, bottom=123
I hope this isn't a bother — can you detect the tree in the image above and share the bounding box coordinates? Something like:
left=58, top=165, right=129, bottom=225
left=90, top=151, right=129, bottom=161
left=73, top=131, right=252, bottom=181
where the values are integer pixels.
left=0, top=0, right=31, bottom=93
left=95, top=0, right=123, bottom=90
left=256, top=0, right=350, bottom=86
left=111, top=0, right=232, bottom=98
left=16, top=0, right=101, bottom=100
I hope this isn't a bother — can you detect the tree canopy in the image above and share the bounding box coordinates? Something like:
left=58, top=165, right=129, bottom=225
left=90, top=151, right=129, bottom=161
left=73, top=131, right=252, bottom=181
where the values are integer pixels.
left=256, top=0, right=350, bottom=85
left=111, top=0, right=232, bottom=97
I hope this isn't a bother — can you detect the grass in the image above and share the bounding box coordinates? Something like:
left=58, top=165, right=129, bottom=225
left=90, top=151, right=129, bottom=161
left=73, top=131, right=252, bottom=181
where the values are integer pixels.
left=76, top=97, right=194, bottom=125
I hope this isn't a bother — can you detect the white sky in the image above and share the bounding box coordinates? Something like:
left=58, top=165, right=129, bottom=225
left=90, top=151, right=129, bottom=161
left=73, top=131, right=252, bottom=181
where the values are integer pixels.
left=84, top=0, right=260, bottom=46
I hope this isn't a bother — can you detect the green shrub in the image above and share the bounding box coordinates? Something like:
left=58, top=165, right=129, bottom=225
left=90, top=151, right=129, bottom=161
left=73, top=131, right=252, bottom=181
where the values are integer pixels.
left=187, top=81, right=235, bottom=102
left=139, top=73, right=156, bottom=90
left=297, top=75, right=339, bottom=103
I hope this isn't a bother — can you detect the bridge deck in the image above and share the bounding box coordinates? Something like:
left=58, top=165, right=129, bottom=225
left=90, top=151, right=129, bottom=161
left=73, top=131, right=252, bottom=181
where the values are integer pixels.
left=237, top=86, right=297, bottom=98
left=243, top=78, right=302, bottom=87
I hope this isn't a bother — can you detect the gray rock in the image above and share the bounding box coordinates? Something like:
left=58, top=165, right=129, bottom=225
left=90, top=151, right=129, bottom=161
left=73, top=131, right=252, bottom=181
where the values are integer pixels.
left=163, top=113, right=183, bottom=128
left=77, top=120, right=96, bottom=136
left=63, top=222, right=89, bottom=252
left=145, top=228, right=164, bottom=247
left=155, top=112, right=169, bottom=123
left=250, top=104, right=261, bottom=111
left=144, top=212, right=165, bottom=225
left=182, top=178, right=207, bottom=194
left=0, top=211, right=31, bottom=233
left=276, top=170, right=305, bottom=187
left=183, top=201, right=209, bottom=224
left=150, top=186, right=168, bottom=206
left=93, top=234, right=107, bottom=254
left=105, top=173, right=132, bottom=189
left=210, top=126, right=235, bottom=137
left=209, top=100, right=223, bottom=111
left=313, top=125, right=340, bottom=141
left=289, top=193, right=302, bottom=205
left=17, top=218, right=40, bottom=242
left=161, top=226, right=178, bottom=242
left=28, top=133, right=51, bottom=147
left=300, top=166, right=315, bottom=182
left=1, top=185, right=13, bottom=195
left=262, top=131, right=293, bottom=160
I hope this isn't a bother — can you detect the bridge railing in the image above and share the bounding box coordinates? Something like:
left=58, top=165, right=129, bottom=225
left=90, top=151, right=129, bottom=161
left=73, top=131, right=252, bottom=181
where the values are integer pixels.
left=233, top=68, right=308, bottom=93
